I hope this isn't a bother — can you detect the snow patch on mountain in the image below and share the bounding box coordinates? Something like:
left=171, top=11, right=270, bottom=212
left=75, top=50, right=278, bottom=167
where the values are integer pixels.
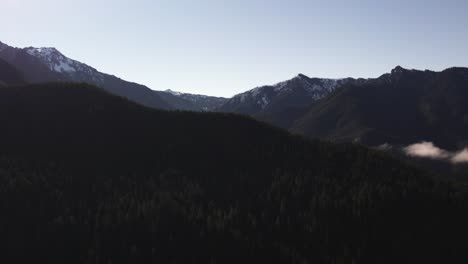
left=273, top=80, right=291, bottom=92
left=230, top=74, right=347, bottom=110
left=165, top=89, right=213, bottom=100
left=163, top=89, right=227, bottom=111
left=54, top=60, right=76, bottom=73
left=25, top=47, right=78, bottom=73
left=260, top=96, right=269, bottom=109
left=23, top=46, right=105, bottom=84
left=165, top=89, right=182, bottom=96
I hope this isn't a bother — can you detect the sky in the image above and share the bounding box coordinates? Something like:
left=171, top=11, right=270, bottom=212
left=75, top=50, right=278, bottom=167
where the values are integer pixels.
left=2, top=0, right=468, bottom=97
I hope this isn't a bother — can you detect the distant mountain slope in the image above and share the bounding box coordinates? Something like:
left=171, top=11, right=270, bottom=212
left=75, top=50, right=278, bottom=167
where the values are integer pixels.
left=0, top=41, right=173, bottom=110
left=292, top=66, right=468, bottom=149
left=2, top=82, right=468, bottom=263
left=219, top=74, right=362, bottom=128
left=0, top=58, right=24, bottom=85
left=162, top=89, right=228, bottom=111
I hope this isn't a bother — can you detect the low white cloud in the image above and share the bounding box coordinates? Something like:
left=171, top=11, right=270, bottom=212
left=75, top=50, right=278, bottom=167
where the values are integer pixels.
left=403, top=142, right=468, bottom=164
left=452, top=149, right=468, bottom=164
left=404, top=142, right=450, bottom=160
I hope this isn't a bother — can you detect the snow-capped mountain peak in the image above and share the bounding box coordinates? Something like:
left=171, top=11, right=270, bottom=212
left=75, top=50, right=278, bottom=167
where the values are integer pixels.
left=21, top=45, right=104, bottom=84
left=0, top=40, right=176, bottom=110
left=25, top=47, right=78, bottom=73
left=228, top=74, right=349, bottom=111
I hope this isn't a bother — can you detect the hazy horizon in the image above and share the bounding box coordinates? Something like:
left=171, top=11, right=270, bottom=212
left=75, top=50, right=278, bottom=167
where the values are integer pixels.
left=3, top=0, right=468, bottom=97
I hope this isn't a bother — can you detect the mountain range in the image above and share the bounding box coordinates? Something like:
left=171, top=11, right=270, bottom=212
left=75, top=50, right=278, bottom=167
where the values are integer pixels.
left=220, top=66, right=468, bottom=153
left=0, top=41, right=226, bottom=111
left=1, top=40, right=468, bottom=169
left=291, top=66, right=468, bottom=149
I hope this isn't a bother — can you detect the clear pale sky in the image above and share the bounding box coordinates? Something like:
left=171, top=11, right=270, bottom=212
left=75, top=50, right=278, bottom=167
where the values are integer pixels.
left=2, top=0, right=468, bottom=97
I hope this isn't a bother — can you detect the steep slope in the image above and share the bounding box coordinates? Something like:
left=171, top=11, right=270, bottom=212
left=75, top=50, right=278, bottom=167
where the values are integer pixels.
left=219, top=74, right=361, bottom=128
left=0, top=41, right=65, bottom=83
left=0, top=58, right=24, bottom=85
left=292, top=66, right=468, bottom=149
left=0, top=41, right=173, bottom=110
left=1, top=82, right=468, bottom=264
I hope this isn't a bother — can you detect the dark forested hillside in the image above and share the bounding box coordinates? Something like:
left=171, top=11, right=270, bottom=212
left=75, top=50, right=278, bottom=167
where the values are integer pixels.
left=0, top=58, right=24, bottom=86
left=1, top=82, right=468, bottom=264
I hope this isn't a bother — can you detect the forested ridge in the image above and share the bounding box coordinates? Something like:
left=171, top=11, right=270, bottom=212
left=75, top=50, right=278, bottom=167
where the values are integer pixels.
left=1, top=83, right=468, bottom=263
left=292, top=67, right=468, bottom=149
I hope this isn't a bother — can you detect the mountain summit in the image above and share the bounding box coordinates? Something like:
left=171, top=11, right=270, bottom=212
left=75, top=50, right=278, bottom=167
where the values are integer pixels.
left=24, top=47, right=83, bottom=74
left=0, top=41, right=173, bottom=109
left=219, top=74, right=361, bottom=128
left=391, top=65, right=406, bottom=74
